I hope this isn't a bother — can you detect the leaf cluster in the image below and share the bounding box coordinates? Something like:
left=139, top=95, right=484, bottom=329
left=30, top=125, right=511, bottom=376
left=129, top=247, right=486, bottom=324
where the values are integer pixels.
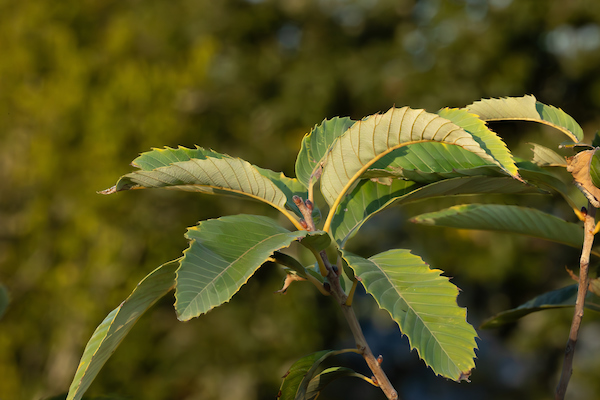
left=68, top=95, right=596, bottom=400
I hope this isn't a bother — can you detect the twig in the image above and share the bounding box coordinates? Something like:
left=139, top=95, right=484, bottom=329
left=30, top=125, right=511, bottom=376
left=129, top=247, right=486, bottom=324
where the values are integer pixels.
left=295, top=196, right=399, bottom=400
left=555, top=203, right=596, bottom=400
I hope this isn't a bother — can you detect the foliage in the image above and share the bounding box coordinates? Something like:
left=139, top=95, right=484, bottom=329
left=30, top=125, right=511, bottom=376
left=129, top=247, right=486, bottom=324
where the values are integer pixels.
left=5, top=1, right=600, bottom=400
left=65, top=94, right=600, bottom=400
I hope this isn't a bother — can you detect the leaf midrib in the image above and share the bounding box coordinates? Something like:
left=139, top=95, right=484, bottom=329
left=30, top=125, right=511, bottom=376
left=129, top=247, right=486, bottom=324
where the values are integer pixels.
left=368, top=257, right=464, bottom=369
left=179, top=230, right=300, bottom=313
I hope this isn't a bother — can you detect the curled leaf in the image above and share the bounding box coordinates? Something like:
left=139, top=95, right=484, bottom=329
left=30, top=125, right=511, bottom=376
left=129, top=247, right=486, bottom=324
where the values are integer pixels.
left=566, top=149, right=600, bottom=207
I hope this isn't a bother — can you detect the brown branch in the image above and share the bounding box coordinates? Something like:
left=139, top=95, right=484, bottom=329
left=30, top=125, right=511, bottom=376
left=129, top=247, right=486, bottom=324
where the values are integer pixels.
left=295, top=195, right=399, bottom=400
left=555, top=203, right=596, bottom=400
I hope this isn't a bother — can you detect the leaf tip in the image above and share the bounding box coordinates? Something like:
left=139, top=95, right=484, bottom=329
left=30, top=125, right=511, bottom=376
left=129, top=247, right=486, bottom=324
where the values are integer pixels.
left=98, top=186, right=117, bottom=195
left=458, top=369, right=472, bottom=383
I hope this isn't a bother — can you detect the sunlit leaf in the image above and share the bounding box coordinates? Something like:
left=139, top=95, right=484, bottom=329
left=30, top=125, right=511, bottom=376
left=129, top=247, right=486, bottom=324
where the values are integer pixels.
left=438, top=107, right=519, bottom=178
left=480, top=283, right=600, bottom=328
left=102, top=151, right=303, bottom=229
left=175, top=215, right=308, bottom=321
left=466, top=95, right=583, bottom=143
left=67, top=261, right=178, bottom=400
left=114, top=146, right=316, bottom=221
left=530, top=143, right=567, bottom=167
left=295, top=117, right=356, bottom=188
left=320, top=106, right=517, bottom=231
left=411, top=204, right=583, bottom=249
left=363, top=142, right=499, bottom=183
left=127, top=146, right=231, bottom=171
left=342, top=250, right=477, bottom=381
left=589, top=148, right=600, bottom=189
left=331, top=176, right=540, bottom=247
left=253, top=166, right=320, bottom=221
left=567, top=149, right=600, bottom=208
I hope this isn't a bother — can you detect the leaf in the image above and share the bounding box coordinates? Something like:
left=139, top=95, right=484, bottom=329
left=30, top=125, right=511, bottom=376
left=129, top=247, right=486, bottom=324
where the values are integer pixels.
left=295, top=117, right=356, bottom=188
left=277, top=349, right=359, bottom=400
left=363, top=142, right=499, bottom=183
left=530, top=143, right=567, bottom=167
left=438, top=108, right=519, bottom=178
left=567, top=149, right=600, bottom=208
left=411, top=204, right=583, bottom=249
left=466, top=95, right=583, bottom=143
left=590, top=149, right=600, bottom=190
left=111, top=146, right=316, bottom=220
left=320, top=106, right=515, bottom=231
left=593, top=132, right=600, bottom=148
left=175, top=215, right=308, bottom=321
left=102, top=151, right=303, bottom=229
left=300, top=230, right=332, bottom=253
left=342, top=249, right=478, bottom=381
left=305, top=367, right=372, bottom=400
left=331, top=176, right=540, bottom=247
left=480, top=283, right=600, bottom=328
left=253, top=166, right=320, bottom=222
left=127, top=146, right=231, bottom=171
left=67, top=261, right=178, bottom=400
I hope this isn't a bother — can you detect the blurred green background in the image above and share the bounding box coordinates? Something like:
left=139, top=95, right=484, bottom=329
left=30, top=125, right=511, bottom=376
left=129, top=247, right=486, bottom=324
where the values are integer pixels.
left=2, top=0, right=600, bottom=399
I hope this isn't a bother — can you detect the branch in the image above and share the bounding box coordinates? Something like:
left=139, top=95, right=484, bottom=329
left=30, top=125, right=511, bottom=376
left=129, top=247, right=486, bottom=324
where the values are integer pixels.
left=555, top=203, right=596, bottom=400
left=295, top=196, right=399, bottom=400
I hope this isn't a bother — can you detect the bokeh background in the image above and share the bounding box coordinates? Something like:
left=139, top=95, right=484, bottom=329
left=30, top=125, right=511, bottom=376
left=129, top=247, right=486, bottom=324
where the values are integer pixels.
left=2, top=0, right=600, bottom=399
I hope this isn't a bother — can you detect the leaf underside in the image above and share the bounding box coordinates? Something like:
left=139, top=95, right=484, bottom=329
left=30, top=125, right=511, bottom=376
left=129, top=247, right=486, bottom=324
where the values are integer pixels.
left=342, top=249, right=477, bottom=381
left=320, top=106, right=516, bottom=210
left=67, top=261, right=178, bottom=400
left=530, top=143, right=567, bottom=167
left=102, top=146, right=310, bottom=225
left=411, top=204, right=583, bottom=250
left=295, top=117, right=356, bottom=188
left=466, top=95, right=583, bottom=143
left=481, top=284, right=600, bottom=328
left=175, top=214, right=308, bottom=321
left=331, top=175, right=539, bottom=247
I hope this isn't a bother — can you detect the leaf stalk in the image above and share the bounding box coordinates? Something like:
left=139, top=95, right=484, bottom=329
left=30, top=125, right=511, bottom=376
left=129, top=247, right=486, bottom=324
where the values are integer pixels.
left=555, top=202, right=596, bottom=400
left=298, top=195, right=399, bottom=400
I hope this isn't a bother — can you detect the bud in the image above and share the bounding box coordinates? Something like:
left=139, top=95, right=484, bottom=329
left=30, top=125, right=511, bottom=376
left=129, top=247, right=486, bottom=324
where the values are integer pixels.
left=305, top=199, right=314, bottom=211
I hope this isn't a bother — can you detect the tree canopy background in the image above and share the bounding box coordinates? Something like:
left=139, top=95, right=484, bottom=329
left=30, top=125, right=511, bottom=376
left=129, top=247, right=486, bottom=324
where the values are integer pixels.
left=2, top=0, right=600, bottom=399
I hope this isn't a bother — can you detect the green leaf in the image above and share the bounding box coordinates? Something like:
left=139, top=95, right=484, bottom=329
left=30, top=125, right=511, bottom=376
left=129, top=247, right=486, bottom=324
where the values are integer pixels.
left=590, top=148, right=600, bottom=189
left=516, top=161, right=582, bottom=210
left=278, top=349, right=359, bottom=400
left=530, top=143, right=567, bottom=167
left=253, top=166, right=320, bottom=222
left=122, top=146, right=319, bottom=222
left=175, top=215, right=308, bottom=321
left=128, top=146, right=231, bottom=171
left=300, top=230, right=332, bottom=253
left=363, top=142, right=499, bottom=183
left=295, top=117, right=356, bottom=188
left=411, top=204, right=583, bottom=249
left=103, top=151, right=303, bottom=229
left=305, top=367, right=372, bottom=400
left=331, top=176, right=540, bottom=247
left=320, top=106, right=515, bottom=231
left=466, top=95, right=583, bottom=143
left=438, top=108, right=519, bottom=178
left=67, top=261, right=178, bottom=400
left=342, top=249, right=477, bottom=381
left=592, top=132, right=600, bottom=148
left=480, top=283, right=600, bottom=329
